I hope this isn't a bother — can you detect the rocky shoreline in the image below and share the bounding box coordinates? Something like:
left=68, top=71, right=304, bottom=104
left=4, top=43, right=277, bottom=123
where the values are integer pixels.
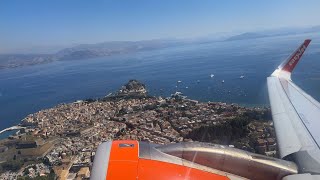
left=0, top=80, right=276, bottom=179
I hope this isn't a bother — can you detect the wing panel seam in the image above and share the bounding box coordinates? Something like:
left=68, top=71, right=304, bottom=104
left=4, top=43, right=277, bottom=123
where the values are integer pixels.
left=279, top=79, right=320, bottom=149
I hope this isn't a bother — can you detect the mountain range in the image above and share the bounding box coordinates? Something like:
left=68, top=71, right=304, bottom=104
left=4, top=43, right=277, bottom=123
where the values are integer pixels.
left=1, top=25, right=320, bottom=69
left=0, top=39, right=186, bottom=69
left=225, top=25, right=320, bottom=41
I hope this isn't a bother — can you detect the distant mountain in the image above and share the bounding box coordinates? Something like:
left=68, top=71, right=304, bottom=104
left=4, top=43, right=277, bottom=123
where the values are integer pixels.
left=309, top=25, right=320, bottom=32
left=225, top=25, right=320, bottom=42
left=0, top=54, right=56, bottom=69
left=0, top=39, right=185, bottom=69
left=56, top=39, right=185, bottom=61
left=1, top=25, right=320, bottom=69
left=225, top=32, right=267, bottom=41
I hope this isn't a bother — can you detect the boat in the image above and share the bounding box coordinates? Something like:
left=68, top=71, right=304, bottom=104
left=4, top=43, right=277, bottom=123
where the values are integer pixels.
left=210, top=74, right=214, bottom=78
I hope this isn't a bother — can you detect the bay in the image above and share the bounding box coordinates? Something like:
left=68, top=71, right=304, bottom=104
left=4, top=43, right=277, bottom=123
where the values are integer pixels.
left=1, top=32, right=320, bottom=139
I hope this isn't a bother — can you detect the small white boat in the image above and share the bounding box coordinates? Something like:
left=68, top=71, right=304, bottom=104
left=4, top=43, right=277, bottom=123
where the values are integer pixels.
left=210, top=74, right=214, bottom=78
left=222, top=80, right=225, bottom=83
left=240, top=75, right=245, bottom=79
left=185, top=86, right=189, bottom=89
left=177, top=80, right=182, bottom=83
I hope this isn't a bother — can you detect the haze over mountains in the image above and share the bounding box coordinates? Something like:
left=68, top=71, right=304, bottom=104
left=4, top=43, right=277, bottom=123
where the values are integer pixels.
left=1, top=25, right=320, bottom=69
left=0, top=39, right=187, bottom=69
left=225, top=25, right=320, bottom=41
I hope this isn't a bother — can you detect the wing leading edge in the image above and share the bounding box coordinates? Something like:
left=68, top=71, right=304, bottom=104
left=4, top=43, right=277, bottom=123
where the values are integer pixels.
left=267, top=39, right=320, bottom=175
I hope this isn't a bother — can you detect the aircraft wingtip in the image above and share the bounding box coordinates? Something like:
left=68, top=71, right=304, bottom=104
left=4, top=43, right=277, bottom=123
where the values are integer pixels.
left=278, top=39, right=311, bottom=74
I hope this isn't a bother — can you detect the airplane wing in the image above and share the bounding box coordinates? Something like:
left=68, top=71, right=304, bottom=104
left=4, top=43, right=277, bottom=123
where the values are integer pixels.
left=267, top=39, right=320, bottom=176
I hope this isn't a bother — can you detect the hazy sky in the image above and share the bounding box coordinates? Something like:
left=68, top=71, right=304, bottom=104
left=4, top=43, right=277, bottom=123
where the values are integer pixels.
left=1, top=0, right=320, bottom=53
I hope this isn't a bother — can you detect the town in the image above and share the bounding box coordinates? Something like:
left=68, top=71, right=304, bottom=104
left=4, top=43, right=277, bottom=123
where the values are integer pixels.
left=0, top=80, right=276, bottom=179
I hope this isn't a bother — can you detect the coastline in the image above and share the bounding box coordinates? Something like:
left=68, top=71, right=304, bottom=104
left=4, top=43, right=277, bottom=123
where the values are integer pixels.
left=0, top=100, right=269, bottom=140
left=0, top=125, right=25, bottom=134
left=1, top=80, right=272, bottom=144
left=0, top=80, right=276, bottom=178
left=0, top=125, right=25, bottom=140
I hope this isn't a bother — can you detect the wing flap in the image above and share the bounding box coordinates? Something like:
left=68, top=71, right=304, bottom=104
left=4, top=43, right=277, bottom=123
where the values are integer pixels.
left=267, top=77, right=309, bottom=157
left=283, top=80, right=320, bottom=149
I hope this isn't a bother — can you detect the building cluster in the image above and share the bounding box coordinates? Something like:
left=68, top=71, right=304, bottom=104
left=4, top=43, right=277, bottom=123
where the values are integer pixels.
left=0, top=80, right=275, bottom=179
left=0, top=163, right=50, bottom=180
left=248, top=121, right=277, bottom=156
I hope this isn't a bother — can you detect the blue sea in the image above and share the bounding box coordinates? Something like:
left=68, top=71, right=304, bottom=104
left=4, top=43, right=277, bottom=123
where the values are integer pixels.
left=1, top=33, right=320, bottom=139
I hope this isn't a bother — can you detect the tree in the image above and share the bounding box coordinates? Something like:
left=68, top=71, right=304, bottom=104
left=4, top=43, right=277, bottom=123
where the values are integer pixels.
left=1, top=160, right=23, bottom=171
left=186, top=116, right=251, bottom=144
left=24, top=168, right=30, bottom=176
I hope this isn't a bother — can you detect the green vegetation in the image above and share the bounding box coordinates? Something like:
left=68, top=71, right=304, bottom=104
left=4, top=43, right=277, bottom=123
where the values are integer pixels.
left=242, top=109, right=271, bottom=121
left=187, top=117, right=250, bottom=144
left=185, top=108, right=272, bottom=153
left=0, top=160, right=23, bottom=172
left=186, top=116, right=250, bottom=145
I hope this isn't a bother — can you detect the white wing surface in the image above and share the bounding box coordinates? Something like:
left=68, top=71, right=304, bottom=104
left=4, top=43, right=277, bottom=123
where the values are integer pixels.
left=267, top=39, right=320, bottom=176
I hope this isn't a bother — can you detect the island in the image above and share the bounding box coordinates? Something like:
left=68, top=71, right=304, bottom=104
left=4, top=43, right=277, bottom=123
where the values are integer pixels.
left=0, top=80, right=276, bottom=179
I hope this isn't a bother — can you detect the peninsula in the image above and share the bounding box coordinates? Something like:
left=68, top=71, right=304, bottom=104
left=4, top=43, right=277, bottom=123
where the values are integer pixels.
left=0, top=80, right=276, bottom=179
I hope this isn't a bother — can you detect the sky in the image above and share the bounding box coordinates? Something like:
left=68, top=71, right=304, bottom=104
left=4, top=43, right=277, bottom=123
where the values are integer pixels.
left=1, top=0, right=320, bottom=53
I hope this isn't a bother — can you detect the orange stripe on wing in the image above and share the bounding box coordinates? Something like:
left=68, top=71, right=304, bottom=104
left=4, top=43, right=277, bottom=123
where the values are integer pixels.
left=106, top=140, right=229, bottom=180
left=106, top=140, right=139, bottom=179
left=138, top=159, right=230, bottom=180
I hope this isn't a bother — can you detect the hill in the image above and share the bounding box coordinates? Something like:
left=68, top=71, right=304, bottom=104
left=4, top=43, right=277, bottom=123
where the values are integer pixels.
left=225, top=32, right=267, bottom=41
